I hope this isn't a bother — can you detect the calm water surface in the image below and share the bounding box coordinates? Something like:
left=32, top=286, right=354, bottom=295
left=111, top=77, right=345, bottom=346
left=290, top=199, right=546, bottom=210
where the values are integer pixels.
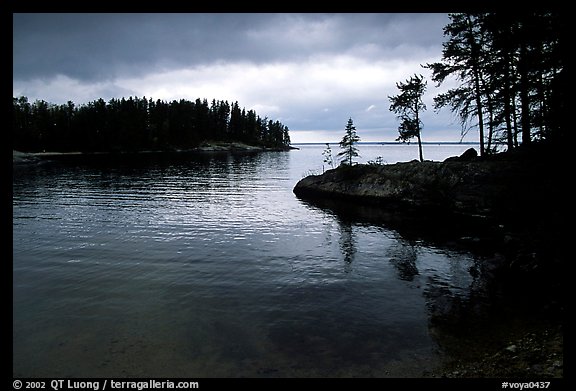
left=14, top=144, right=485, bottom=377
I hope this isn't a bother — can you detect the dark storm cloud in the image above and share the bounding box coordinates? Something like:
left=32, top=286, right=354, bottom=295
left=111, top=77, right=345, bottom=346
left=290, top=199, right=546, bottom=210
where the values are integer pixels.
left=14, top=13, right=262, bottom=81
left=13, top=13, right=448, bottom=82
left=14, top=13, right=461, bottom=141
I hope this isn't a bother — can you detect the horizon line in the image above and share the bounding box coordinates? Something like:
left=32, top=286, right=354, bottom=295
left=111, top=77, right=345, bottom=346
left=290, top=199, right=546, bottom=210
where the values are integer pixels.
left=292, top=141, right=481, bottom=145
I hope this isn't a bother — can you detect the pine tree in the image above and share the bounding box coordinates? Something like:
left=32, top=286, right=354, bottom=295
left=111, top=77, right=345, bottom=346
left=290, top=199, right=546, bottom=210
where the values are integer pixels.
left=425, top=13, right=564, bottom=152
left=424, top=14, right=488, bottom=155
left=388, top=74, right=427, bottom=162
left=322, top=143, right=334, bottom=171
left=337, top=118, right=360, bottom=166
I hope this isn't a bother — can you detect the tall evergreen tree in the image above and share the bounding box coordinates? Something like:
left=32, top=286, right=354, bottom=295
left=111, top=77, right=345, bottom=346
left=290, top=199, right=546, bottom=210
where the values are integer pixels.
left=424, top=14, right=489, bottom=155
left=337, top=118, right=360, bottom=166
left=426, top=12, right=564, bottom=152
left=388, top=74, right=427, bottom=162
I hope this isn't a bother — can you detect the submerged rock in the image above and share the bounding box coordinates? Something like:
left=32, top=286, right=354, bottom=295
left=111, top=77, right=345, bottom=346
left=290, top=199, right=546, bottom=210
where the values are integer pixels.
left=432, top=325, right=563, bottom=378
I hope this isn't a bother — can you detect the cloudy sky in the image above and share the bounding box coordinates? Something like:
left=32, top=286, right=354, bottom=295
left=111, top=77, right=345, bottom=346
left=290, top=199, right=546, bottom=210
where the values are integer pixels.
left=13, top=13, right=470, bottom=143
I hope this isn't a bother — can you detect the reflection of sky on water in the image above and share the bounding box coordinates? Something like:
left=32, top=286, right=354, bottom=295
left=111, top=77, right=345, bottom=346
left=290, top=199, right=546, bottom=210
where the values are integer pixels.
left=14, top=145, right=492, bottom=377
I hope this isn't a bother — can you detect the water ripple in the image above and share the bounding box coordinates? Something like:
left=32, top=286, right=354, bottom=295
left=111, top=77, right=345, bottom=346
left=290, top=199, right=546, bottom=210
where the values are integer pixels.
left=13, top=148, right=483, bottom=377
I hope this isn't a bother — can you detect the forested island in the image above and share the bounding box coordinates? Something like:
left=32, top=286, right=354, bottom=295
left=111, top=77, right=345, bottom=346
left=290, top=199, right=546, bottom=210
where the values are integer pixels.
left=12, top=96, right=291, bottom=153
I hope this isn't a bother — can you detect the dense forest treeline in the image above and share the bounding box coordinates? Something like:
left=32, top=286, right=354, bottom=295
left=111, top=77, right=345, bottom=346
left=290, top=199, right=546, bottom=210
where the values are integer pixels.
left=12, top=96, right=291, bottom=153
left=425, top=12, right=566, bottom=156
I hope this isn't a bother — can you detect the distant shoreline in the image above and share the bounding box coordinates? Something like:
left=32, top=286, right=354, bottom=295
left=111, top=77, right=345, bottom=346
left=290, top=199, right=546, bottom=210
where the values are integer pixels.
left=292, top=141, right=482, bottom=146
left=13, top=142, right=297, bottom=163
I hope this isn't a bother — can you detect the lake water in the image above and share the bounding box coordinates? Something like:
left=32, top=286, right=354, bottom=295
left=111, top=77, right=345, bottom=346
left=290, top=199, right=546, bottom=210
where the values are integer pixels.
left=14, top=143, right=493, bottom=377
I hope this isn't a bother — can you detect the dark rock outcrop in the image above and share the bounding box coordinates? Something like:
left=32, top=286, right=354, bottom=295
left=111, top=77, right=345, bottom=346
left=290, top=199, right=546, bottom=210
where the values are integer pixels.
left=293, top=147, right=561, bottom=225
left=444, top=147, right=478, bottom=162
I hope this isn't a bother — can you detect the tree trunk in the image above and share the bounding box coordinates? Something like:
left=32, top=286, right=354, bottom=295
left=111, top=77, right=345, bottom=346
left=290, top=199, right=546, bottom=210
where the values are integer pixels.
left=503, top=51, right=515, bottom=151
left=348, top=145, right=353, bottom=166
left=487, top=93, right=494, bottom=153
left=466, top=15, right=485, bottom=156
left=473, top=68, right=485, bottom=156
left=519, top=43, right=531, bottom=145
left=512, top=97, right=519, bottom=148
left=415, top=110, right=423, bottom=162
left=417, top=133, right=423, bottom=162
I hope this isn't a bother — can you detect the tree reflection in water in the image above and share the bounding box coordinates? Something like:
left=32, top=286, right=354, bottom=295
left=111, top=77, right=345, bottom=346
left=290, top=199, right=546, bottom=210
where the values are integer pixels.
left=338, top=221, right=356, bottom=273
left=386, top=240, right=419, bottom=281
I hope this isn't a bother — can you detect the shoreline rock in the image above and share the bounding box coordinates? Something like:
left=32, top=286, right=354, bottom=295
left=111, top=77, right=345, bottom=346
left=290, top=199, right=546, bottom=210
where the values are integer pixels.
left=294, top=145, right=563, bottom=226
left=13, top=150, right=43, bottom=164
left=430, top=324, right=563, bottom=378
left=194, top=141, right=298, bottom=152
